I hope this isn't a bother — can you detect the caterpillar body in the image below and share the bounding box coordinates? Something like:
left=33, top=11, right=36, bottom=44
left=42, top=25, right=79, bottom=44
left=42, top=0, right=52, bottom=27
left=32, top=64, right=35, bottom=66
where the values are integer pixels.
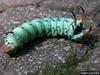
left=2, top=18, right=89, bottom=55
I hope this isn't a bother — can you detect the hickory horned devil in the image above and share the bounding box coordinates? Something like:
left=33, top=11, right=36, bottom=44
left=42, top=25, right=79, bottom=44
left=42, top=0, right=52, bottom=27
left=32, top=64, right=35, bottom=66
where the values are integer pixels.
left=2, top=7, right=100, bottom=55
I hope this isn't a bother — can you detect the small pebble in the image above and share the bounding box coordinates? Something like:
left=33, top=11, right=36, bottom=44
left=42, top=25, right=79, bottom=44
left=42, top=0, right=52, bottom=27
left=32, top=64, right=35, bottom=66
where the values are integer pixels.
left=63, top=46, right=71, bottom=51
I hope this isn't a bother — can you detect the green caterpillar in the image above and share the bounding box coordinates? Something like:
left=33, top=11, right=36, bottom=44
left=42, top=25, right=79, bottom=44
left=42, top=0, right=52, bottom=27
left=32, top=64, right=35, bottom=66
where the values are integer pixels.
left=2, top=17, right=90, bottom=55
left=3, top=6, right=98, bottom=55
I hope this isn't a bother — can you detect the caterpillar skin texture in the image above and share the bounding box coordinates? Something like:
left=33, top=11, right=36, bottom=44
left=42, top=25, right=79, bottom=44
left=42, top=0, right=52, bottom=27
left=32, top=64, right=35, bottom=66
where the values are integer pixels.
left=3, top=18, right=89, bottom=54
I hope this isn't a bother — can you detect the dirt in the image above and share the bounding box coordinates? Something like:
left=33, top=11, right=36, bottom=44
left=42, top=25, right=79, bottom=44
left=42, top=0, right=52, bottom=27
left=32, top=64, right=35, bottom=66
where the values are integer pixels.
left=0, top=0, right=100, bottom=75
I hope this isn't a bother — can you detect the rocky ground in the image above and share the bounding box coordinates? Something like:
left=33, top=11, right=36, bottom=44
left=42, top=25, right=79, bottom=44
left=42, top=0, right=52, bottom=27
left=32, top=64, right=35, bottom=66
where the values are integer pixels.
left=0, top=0, right=100, bottom=75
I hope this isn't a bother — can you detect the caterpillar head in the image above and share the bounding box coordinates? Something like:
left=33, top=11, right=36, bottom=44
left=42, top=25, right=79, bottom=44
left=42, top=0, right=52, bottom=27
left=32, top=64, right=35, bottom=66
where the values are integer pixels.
left=71, top=7, right=99, bottom=45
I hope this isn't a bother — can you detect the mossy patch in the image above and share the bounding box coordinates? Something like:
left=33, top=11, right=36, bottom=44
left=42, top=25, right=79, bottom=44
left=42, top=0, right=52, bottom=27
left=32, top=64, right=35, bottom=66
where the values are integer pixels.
left=42, top=50, right=80, bottom=75
left=31, top=48, right=90, bottom=75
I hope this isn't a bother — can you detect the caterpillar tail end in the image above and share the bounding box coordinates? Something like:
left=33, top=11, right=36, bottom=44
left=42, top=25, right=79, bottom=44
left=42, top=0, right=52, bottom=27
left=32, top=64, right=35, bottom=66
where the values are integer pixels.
left=1, top=44, right=12, bottom=54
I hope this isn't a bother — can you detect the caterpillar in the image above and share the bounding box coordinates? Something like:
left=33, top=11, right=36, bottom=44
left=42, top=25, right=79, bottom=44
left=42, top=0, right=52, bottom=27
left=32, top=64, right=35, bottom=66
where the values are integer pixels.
left=2, top=7, right=97, bottom=55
